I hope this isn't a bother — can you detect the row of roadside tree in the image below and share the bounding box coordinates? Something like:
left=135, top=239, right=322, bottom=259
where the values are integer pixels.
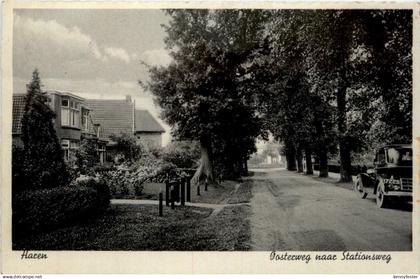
left=143, top=9, right=412, bottom=182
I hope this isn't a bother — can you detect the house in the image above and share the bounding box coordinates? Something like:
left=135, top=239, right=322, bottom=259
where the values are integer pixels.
left=134, top=110, right=165, bottom=148
left=13, top=91, right=107, bottom=164
left=85, top=96, right=135, bottom=142
left=264, top=153, right=282, bottom=165
left=86, top=95, right=165, bottom=149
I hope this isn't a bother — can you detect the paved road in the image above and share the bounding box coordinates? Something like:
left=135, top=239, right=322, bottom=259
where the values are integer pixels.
left=249, top=168, right=412, bottom=251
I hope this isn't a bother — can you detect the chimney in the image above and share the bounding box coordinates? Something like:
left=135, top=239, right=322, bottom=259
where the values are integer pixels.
left=126, top=95, right=132, bottom=103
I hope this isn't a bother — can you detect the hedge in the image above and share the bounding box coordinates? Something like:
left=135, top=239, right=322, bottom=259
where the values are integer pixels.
left=12, top=178, right=110, bottom=238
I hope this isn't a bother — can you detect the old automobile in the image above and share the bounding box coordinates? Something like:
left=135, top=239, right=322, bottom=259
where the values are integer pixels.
left=354, top=144, right=413, bottom=208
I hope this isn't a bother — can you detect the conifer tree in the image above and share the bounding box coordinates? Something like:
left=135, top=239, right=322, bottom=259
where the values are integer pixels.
left=20, top=69, right=69, bottom=189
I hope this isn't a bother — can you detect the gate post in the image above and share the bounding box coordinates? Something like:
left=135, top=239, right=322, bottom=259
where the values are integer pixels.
left=171, top=184, right=175, bottom=209
left=186, top=176, right=191, bottom=202
left=165, top=181, right=170, bottom=206
left=175, top=181, right=180, bottom=202
left=159, top=193, right=163, bottom=216
left=181, top=178, right=185, bottom=206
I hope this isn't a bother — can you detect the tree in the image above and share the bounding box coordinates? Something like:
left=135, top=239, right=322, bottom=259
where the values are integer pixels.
left=359, top=11, right=412, bottom=147
left=162, top=140, right=200, bottom=168
left=143, top=10, right=269, bottom=183
left=74, top=138, right=100, bottom=175
left=303, top=10, right=411, bottom=181
left=143, top=10, right=411, bottom=183
left=254, top=10, right=333, bottom=175
left=109, top=132, right=142, bottom=163
left=19, top=69, right=69, bottom=190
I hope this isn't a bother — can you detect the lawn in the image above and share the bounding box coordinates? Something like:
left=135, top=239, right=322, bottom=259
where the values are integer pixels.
left=13, top=203, right=251, bottom=251
left=13, top=176, right=254, bottom=251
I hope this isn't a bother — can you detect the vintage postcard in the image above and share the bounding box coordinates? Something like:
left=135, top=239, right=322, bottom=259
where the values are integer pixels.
left=1, top=0, right=419, bottom=274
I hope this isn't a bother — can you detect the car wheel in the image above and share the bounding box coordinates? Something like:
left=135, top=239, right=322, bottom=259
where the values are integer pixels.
left=376, top=185, right=390, bottom=208
left=354, top=178, right=368, bottom=199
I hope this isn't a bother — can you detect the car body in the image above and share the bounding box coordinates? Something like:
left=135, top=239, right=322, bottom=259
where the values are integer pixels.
left=354, top=144, right=413, bottom=208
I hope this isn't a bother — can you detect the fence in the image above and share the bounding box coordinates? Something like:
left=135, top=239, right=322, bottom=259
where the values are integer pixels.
left=158, top=168, right=196, bottom=216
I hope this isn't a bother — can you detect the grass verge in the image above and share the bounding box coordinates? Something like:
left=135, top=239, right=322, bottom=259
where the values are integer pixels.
left=228, top=180, right=253, bottom=204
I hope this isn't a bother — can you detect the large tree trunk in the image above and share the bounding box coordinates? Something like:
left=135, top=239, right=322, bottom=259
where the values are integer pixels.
left=318, top=146, right=329, bottom=178
left=305, top=147, right=313, bottom=175
left=296, top=147, right=303, bottom=173
left=337, top=87, right=353, bottom=183
left=233, top=158, right=243, bottom=178
left=191, top=136, right=214, bottom=185
left=242, top=156, right=248, bottom=176
left=244, top=158, right=248, bottom=176
left=285, top=143, right=297, bottom=171
left=338, top=140, right=352, bottom=182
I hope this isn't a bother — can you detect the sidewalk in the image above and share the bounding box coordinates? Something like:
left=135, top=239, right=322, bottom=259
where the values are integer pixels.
left=111, top=199, right=249, bottom=209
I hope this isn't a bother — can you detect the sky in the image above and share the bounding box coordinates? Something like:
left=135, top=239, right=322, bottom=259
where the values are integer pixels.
left=13, top=9, right=173, bottom=145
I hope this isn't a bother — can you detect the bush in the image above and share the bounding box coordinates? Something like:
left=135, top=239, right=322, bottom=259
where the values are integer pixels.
left=109, top=132, right=142, bottom=162
left=100, top=167, right=136, bottom=198
left=74, top=139, right=100, bottom=175
left=13, top=178, right=110, bottom=237
left=12, top=145, right=26, bottom=193
left=100, top=155, right=178, bottom=198
left=72, top=177, right=110, bottom=209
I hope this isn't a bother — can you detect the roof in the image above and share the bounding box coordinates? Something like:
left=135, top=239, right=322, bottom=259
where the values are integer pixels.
left=85, top=99, right=135, bottom=139
left=47, top=90, right=85, bottom=101
left=135, top=110, right=165, bottom=133
left=12, top=94, right=26, bottom=134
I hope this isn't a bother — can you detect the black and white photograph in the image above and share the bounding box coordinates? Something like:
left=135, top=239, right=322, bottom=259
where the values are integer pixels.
left=7, top=6, right=414, bottom=258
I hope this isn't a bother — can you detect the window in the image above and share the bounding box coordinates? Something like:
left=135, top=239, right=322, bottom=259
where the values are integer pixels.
left=70, top=141, right=79, bottom=149
left=61, top=139, right=79, bottom=161
left=387, top=148, right=412, bottom=166
left=61, top=98, right=80, bottom=128
left=82, top=109, right=90, bottom=131
left=61, top=139, right=70, bottom=161
left=98, top=144, right=106, bottom=164
left=61, top=98, right=70, bottom=126
left=376, top=149, right=386, bottom=166
left=71, top=102, right=80, bottom=128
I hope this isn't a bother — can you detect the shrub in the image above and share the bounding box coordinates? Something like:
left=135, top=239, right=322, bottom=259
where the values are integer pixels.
left=109, top=132, right=142, bottom=162
left=13, top=178, right=110, bottom=238
left=100, top=167, right=136, bottom=198
left=100, top=155, right=178, bottom=198
left=74, top=139, right=100, bottom=175
left=72, top=177, right=110, bottom=209
left=12, top=145, right=26, bottom=193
